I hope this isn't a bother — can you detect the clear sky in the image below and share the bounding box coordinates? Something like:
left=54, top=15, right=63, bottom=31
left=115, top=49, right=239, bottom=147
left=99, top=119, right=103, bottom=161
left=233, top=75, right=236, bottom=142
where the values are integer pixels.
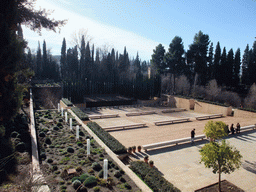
left=22, top=0, right=256, bottom=61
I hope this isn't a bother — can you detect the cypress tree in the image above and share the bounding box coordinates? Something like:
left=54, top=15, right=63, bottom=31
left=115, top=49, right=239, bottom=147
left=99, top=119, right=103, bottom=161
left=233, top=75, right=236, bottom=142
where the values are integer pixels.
left=151, top=44, right=166, bottom=74
left=219, top=47, right=227, bottom=86
left=248, top=41, right=256, bottom=85
left=233, top=48, right=241, bottom=87
left=214, top=42, right=221, bottom=84
left=241, top=44, right=250, bottom=85
left=36, top=42, right=42, bottom=79
left=60, top=38, right=67, bottom=79
left=226, top=49, right=234, bottom=87
left=207, top=42, right=214, bottom=81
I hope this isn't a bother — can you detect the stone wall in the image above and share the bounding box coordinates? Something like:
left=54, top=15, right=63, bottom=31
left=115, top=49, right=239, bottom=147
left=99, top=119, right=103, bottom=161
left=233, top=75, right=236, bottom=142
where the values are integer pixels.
left=233, top=109, right=256, bottom=118
left=194, top=101, right=232, bottom=116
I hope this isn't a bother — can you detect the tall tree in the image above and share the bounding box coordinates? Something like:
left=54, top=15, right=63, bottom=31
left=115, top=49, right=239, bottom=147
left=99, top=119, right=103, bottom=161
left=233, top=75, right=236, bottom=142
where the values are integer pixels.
left=165, top=36, right=185, bottom=92
left=134, top=52, right=142, bottom=79
left=214, top=42, right=221, bottom=84
left=151, top=44, right=166, bottom=74
left=241, top=44, right=250, bottom=85
left=36, top=41, right=42, bottom=78
left=60, top=38, right=67, bottom=79
left=187, top=30, right=210, bottom=85
left=80, top=35, right=86, bottom=80
left=207, top=42, right=214, bottom=81
left=233, top=48, right=241, bottom=87
left=219, top=47, right=227, bottom=86
left=84, top=42, right=91, bottom=80
left=42, top=40, right=48, bottom=79
left=248, top=41, right=256, bottom=85
left=226, top=49, right=234, bottom=87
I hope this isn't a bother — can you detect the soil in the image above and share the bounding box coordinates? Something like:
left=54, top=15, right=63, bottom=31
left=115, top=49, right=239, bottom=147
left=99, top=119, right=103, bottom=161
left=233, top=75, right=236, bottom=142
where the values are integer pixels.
left=195, top=180, right=244, bottom=192
left=35, top=110, right=141, bottom=192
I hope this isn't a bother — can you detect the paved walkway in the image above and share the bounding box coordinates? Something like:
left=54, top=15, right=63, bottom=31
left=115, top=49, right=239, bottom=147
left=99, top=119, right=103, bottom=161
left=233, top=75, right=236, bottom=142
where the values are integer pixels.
left=140, top=130, right=256, bottom=192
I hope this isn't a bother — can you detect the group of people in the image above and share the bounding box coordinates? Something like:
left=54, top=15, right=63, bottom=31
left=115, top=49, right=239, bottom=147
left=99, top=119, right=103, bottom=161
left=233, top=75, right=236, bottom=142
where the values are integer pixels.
left=227, top=123, right=241, bottom=135
left=190, top=122, right=241, bottom=145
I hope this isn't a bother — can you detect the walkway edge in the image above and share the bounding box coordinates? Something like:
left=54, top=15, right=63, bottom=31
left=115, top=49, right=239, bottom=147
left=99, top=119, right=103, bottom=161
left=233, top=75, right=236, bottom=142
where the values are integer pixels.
left=29, top=89, right=51, bottom=192
left=68, top=109, right=153, bottom=192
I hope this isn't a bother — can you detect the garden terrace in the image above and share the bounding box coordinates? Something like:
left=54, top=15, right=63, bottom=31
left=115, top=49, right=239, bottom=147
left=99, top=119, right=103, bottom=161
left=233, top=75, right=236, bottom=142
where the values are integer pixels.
left=35, top=110, right=141, bottom=191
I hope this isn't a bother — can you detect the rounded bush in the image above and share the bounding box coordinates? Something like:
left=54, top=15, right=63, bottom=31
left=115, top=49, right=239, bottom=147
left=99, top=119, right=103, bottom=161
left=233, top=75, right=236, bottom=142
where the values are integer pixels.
left=124, top=182, right=131, bottom=189
left=39, top=132, right=46, bottom=137
left=67, top=147, right=74, bottom=153
left=83, top=176, right=97, bottom=187
left=16, top=142, right=26, bottom=152
left=78, top=186, right=87, bottom=192
left=114, top=170, right=121, bottom=178
left=79, top=131, right=85, bottom=136
left=53, top=126, right=59, bottom=131
left=50, top=165, right=58, bottom=171
left=10, top=131, right=19, bottom=138
left=47, top=158, right=53, bottom=163
left=98, top=170, right=103, bottom=178
left=119, top=177, right=126, bottom=183
left=72, top=180, right=81, bottom=190
left=59, top=119, right=63, bottom=122
left=77, top=141, right=83, bottom=147
left=57, top=122, right=62, bottom=127
left=45, top=137, right=52, bottom=145
left=79, top=173, right=90, bottom=182
left=40, top=152, right=46, bottom=159
left=91, top=162, right=101, bottom=171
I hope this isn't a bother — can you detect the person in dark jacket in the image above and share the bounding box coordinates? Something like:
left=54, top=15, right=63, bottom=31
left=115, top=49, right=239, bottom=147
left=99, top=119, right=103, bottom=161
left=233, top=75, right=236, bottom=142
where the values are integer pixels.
left=230, top=124, right=235, bottom=134
left=236, top=123, right=241, bottom=134
left=191, top=129, right=195, bottom=145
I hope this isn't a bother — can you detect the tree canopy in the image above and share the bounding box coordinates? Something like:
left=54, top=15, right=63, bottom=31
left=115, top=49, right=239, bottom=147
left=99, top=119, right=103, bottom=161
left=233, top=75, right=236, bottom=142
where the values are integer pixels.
left=203, top=121, right=228, bottom=141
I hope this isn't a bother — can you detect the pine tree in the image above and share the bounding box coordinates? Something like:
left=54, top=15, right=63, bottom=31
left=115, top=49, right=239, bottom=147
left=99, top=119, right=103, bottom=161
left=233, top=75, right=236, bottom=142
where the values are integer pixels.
left=187, top=31, right=210, bottom=85
left=80, top=35, right=86, bottom=80
left=42, top=40, right=48, bottom=79
left=248, top=41, right=256, bottom=85
left=151, top=44, right=166, bottom=74
left=84, top=42, right=91, bottom=80
left=233, top=48, right=241, bottom=87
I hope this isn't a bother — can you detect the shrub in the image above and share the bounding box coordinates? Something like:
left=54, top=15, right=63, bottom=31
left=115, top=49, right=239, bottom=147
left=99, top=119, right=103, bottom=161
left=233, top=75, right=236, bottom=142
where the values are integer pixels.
left=87, top=122, right=127, bottom=154
left=78, top=186, right=88, bottom=192
left=10, top=131, right=19, bottom=138
left=71, top=107, right=89, bottom=121
left=39, top=132, right=46, bottom=137
left=50, top=165, right=58, bottom=171
left=72, top=179, right=81, bottom=190
left=53, top=126, right=59, bottom=131
left=16, top=142, right=26, bottom=152
left=45, top=137, right=52, bottom=145
left=130, top=161, right=180, bottom=192
left=114, top=170, right=121, bottom=178
left=57, top=122, right=62, bottom=127
left=67, top=147, right=74, bottom=153
left=91, top=162, right=101, bottom=171
left=59, top=119, right=63, bottom=122
left=79, top=131, right=85, bottom=136
left=79, top=173, right=90, bottom=183
left=124, top=182, right=131, bottom=189
left=83, top=176, right=97, bottom=187
left=62, top=98, right=73, bottom=107
left=98, top=170, right=103, bottom=178
left=47, top=158, right=53, bottom=163
left=77, top=141, right=83, bottom=147
left=40, top=152, right=46, bottom=160
left=93, top=186, right=100, bottom=192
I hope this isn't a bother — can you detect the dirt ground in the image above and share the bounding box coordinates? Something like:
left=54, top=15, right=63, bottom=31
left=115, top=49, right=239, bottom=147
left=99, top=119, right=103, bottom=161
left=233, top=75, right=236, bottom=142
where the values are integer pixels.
left=87, top=106, right=256, bottom=148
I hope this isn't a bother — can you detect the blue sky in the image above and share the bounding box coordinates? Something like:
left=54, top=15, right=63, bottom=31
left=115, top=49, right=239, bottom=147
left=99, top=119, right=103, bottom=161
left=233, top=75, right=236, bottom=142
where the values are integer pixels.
left=23, top=0, right=256, bottom=61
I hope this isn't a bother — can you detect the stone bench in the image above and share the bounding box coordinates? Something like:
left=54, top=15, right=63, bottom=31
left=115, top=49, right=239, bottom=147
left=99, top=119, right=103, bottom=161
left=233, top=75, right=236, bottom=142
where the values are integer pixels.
left=240, top=125, right=256, bottom=131
left=154, top=118, right=190, bottom=126
left=126, top=112, right=142, bottom=116
left=141, top=111, right=156, bottom=115
left=102, top=123, right=146, bottom=130
left=142, top=134, right=206, bottom=151
left=195, top=114, right=223, bottom=120
left=161, top=108, right=186, bottom=113
left=89, top=114, right=119, bottom=119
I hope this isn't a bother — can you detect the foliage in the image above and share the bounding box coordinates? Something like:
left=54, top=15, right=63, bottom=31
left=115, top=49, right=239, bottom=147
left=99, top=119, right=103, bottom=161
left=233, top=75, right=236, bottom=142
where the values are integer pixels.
left=83, top=176, right=97, bottom=187
left=244, top=83, right=256, bottom=109
left=87, top=122, right=127, bottom=154
left=72, top=179, right=81, bottom=190
left=71, top=107, right=89, bottom=121
left=203, top=121, right=228, bottom=141
left=200, top=140, right=242, bottom=191
left=91, top=162, right=101, bottom=171
left=130, top=161, right=180, bottom=192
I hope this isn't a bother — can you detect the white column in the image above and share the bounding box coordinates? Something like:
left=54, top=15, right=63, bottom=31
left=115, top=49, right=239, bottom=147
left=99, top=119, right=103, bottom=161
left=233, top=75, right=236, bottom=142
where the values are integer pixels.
left=69, top=118, right=72, bottom=130
left=58, top=103, right=60, bottom=112
left=103, top=159, right=108, bottom=180
left=87, top=139, right=90, bottom=155
left=61, top=107, right=63, bottom=116
left=76, top=125, right=79, bottom=140
left=65, top=112, right=68, bottom=122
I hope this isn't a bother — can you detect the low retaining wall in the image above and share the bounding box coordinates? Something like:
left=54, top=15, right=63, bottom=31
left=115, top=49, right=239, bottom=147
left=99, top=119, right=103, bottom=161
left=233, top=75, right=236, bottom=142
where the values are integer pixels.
left=172, top=97, right=194, bottom=110
left=233, top=109, right=256, bottom=118
left=194, top=101, right=232, bottom=116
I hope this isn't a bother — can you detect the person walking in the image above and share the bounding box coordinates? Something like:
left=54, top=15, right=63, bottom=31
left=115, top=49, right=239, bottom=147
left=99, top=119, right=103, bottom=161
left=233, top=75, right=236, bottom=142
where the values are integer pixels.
left=236, top=123, right=241, bottom=134
left=230, top=124, right=235, bottom=135
left=191, top=129, right=195, bottom=145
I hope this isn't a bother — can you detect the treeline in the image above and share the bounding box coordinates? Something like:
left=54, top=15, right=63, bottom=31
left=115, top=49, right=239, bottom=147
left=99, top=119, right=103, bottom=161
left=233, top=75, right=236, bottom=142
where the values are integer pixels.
left=28, top=37, right=161, bottom=102
left=151, top=30, right=256, bottom=95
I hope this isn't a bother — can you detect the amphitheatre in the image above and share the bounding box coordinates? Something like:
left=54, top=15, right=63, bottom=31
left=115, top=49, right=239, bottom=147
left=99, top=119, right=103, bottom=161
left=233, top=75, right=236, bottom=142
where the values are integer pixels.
left=71, top=95, right=256, bottom=191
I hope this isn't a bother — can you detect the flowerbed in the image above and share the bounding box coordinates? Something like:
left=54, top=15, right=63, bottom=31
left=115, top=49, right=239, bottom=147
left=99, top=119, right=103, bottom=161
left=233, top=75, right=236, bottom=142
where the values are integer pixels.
left=35, top=110, right=141, bottom=192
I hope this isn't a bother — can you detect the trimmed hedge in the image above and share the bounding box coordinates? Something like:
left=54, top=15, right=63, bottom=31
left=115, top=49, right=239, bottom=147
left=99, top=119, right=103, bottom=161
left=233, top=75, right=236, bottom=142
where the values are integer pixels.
left=87, top=122, right=127, bottom=155
left=62, top=98, right=73, bottom=106
left=130, top=161, right=180, bottom=192
left=71, top=107, right=89, bottom=121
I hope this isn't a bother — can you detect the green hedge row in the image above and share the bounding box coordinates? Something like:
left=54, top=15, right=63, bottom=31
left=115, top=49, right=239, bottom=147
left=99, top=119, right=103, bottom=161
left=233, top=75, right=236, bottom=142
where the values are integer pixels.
left=130, top=161, right=180, bottom=192
left=87, top=122, right=127, bottom=155
left=238, top=107, right=256, bottom=113
left=62, top=98, right=73, bottom=106
left=71, top=107, right=89, bottom=121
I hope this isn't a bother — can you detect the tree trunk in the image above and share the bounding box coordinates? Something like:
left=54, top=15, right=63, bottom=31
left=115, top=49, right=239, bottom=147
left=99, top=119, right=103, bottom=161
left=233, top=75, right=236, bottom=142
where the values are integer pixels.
left=219, top=166, right=221, bottom=192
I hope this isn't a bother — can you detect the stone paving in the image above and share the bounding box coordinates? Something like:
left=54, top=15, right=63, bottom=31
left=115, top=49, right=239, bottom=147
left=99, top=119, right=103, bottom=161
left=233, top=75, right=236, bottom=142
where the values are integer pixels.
left=85, top=106, right=256, bottom=191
